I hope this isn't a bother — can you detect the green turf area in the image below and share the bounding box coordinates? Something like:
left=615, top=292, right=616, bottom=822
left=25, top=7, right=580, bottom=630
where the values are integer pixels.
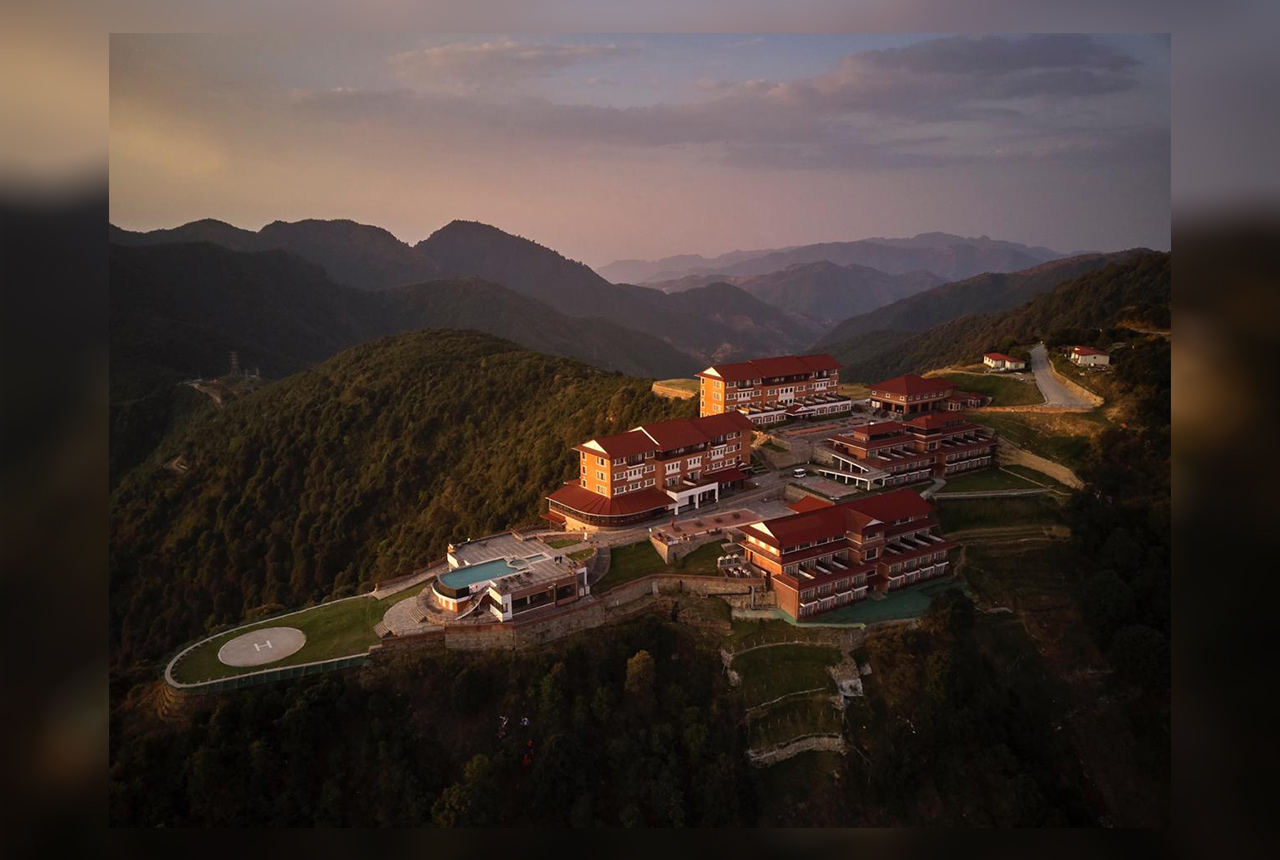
left=675, top=540, right=730, bottom=574
left=761, top=440, right=787, bottom=453
left=170, top=583, right=427, bottom=684
left=544, top=536, right=581, bottom=549
left=935, top=495, right=1064, bottom=533
left=594, top=540, right=668, bottom=592
left=749, top=693, right=844, bottom=749
left=732, top=644, right=840, bottom=706
left=838, top=383, right=870, bottom=400
left=1002, top=464, right=1073, bottom=492
left=936, top=468, right=1043, bottom=493
left=567, top=547, right=595, bottom=562
left=654, top=378, right=699, bottom=394
left=729, top=617, right=814, bottom=649
left=935, top=372, right=1044, bottom=407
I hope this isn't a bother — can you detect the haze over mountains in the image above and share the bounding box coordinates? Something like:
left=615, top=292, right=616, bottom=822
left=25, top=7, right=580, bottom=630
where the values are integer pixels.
left=111, top=216, right=1139, bottom=390
left=597, top=232, right=1067, bottom=284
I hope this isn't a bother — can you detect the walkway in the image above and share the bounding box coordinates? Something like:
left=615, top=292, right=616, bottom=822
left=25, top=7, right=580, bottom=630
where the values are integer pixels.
left=1029, top=343, right=1096, bottom=409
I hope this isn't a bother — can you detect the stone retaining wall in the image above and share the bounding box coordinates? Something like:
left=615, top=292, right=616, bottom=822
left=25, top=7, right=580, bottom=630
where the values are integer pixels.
left=1046, top=356, right=1106, bottom=406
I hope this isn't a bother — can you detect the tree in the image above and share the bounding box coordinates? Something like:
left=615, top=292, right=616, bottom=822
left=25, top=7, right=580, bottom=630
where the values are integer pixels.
left=1110, top=625, right=1170, bottom=691
left=624, top=650, right=656, bottom=714
left=1079, top=571, right=1135, bottom=646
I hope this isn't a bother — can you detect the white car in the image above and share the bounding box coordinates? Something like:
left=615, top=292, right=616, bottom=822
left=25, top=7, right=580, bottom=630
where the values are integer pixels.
left=792, top=468, right=808, bottom=478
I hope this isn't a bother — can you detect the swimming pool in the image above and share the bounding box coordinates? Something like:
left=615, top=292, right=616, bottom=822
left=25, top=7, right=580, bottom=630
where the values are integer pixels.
left=439, top=558, right=520, bottom=590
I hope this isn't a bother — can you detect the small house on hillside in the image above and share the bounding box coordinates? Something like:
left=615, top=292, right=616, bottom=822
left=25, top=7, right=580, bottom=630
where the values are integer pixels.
left=983, top=352, right=1026, bottom=372
left=1069, top=346, right=1111, bottom=367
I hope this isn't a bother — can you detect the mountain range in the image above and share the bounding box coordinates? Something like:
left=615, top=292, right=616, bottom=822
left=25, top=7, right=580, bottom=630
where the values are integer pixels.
left=646, top=262, right=945, bottom=325
left=597, top=232, right=1065, bottom=284
left=823, top=252, right=1170, bottom=381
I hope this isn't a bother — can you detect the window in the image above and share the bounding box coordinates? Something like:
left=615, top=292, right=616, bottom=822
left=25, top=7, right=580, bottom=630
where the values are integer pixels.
left=596, top=484, right=606, bottom=494
left=596, top=470, right=606, bottom=481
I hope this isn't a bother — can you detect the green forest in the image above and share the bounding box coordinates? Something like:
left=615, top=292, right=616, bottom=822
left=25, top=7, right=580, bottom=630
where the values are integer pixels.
left=829, top=252, right=1170, bottom=381
left=110, top=330, right=693, bottom=671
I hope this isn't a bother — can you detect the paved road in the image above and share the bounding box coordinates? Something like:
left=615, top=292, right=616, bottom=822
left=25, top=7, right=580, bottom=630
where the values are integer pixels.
left=1029, top=343, right=1095, bottom=409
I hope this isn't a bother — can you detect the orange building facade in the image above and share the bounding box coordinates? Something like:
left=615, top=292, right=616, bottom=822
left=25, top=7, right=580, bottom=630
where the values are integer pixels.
left=546, top=411, right=754, bottom=530
left=736, top=489, right=954, bottom=620
left=697, top=354, right=850, bottom=425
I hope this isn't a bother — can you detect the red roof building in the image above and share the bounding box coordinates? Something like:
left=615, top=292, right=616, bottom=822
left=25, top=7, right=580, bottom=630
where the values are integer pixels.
left=697, top=353, right=850, bottom=426
left=868, top=374, right=958, bottom=414
left=1069, top=346, right=1111, bottom=367
left=812, top=413, right=997, bottom=490
left=737, top=488, right=955, bottom=619
left=983, top=352, right=1026, bottom=371
left=547, top=411, right=755, bottom=530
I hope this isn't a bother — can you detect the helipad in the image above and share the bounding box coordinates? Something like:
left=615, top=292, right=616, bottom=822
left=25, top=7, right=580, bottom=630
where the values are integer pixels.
left=217, top=627, right=307, bottom=667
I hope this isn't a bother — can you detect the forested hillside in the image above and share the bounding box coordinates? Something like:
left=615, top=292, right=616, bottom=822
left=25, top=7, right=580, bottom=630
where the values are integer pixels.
left=817, top=251, right=1146, bottom=345
left=110, top=242, right=696, bottom=482
left=830, top=252, right=1170, bottom=381
left=109, top=331, right=694, bottom=668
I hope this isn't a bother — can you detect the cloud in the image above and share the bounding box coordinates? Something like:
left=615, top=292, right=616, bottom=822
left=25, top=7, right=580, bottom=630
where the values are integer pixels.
left=388, top=38, right=634, bottom=93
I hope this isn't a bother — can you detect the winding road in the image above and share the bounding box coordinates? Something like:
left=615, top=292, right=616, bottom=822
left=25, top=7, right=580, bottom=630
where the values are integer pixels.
left=1029, top=343, right=1096, bottom=409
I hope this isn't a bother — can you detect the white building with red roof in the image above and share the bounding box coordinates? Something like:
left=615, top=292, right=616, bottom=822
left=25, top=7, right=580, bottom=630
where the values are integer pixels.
left=1069, top=346, right=1111, bottom=367
left=696, top=353, right=850, bottom=425
left=983, top=352, right=1026, bottom=371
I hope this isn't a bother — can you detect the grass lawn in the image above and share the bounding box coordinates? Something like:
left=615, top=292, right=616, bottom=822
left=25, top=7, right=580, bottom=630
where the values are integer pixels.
left=593, top=540, right=668, bottom=592
left=839, top=383, right=870, bottom=400
left=934, top=371, right=1043, bottom=407
left=732, top=643, right=841, bottom=706
left=170, top=583, right=428, bottom=684
left=567, top=547, right=595, bottom=562
left=749, top=693, right=844, bottom=748
left=1003, top=464, right=1073, bottom=492
left=935, top=495, right=1064, bottom=533
left=761, top=440, right=788, bottom=453
left=971, top=411, right=1105, bottom=473
left=937, top=468, right=1043, bottom=493
left=653, top=378, right=699, bottom=395
left=675, top=540, right=730, bottom=574
left=544, top=536, right=581, bottom=549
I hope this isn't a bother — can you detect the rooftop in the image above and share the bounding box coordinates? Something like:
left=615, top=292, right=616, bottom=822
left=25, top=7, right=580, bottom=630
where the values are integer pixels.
left=870, top=374, right=957, bottom=398
left=698, top=353, right=840, bottom=383
left=743, top=488, right=936, bottom=548
left=577, top=411, right=753, bottom=459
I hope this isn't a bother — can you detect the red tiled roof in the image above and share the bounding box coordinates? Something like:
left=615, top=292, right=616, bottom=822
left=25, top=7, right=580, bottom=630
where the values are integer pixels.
left=1071, top=346, right=1107, bottom=356
left=546, top=483, right=673, bottom=518
left=577, top=429, right=655, bottom=459
left=870, top=374, right=957, bottom=397
left=747, top=488, right=936, bottom=548
left=691, top=410, right=755, bottom=436
left=786, top=496, right=834, bottom=513
left=640, top=418, right=709, bottom=450
left=984, top=352, right=1022, bottom=363
left=578, top=412, right=751, bottom=459
left=847, top=421, right=906, bottom=439
left=699, top=353, right=841, bottom=383
left=905, top=413, right=968, bottom=430
left=845, top=488, right=935, bottom=524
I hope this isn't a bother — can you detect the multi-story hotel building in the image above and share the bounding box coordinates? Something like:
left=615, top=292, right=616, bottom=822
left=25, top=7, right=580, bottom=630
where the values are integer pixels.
left=697, top=354, right=850, bottom=425
left=545, top=411, right=754, bottom=531
left=867, top=373, right=961, bottom=414
left=736, top=488, right=954, bottom=620
left=811, top=413, right=998, bottom=490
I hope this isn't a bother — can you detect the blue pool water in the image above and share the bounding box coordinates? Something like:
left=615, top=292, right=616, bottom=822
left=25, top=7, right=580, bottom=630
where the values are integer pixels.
left=439, top=558, right=520, bottom=589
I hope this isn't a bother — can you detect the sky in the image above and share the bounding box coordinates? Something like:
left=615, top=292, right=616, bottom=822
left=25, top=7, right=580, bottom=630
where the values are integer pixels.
left=109, top=34, right=1170, bottom=266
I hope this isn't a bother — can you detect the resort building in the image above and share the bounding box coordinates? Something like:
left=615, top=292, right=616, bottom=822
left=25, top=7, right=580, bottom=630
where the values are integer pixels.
left=983, top=352, right=1026, bottom=371
left=736, top=488, right=954, bottom=620
left=697, top=353, right=850, bottom=425
left=868, top=374, right=960, bottom=414
left=811, top=413, right=998, bottom=490
left=1069, top=346, right=1111, bottom=367
left=431, top=532, right=590, bottom=621
left=545, top=411, right=754, bottom=531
